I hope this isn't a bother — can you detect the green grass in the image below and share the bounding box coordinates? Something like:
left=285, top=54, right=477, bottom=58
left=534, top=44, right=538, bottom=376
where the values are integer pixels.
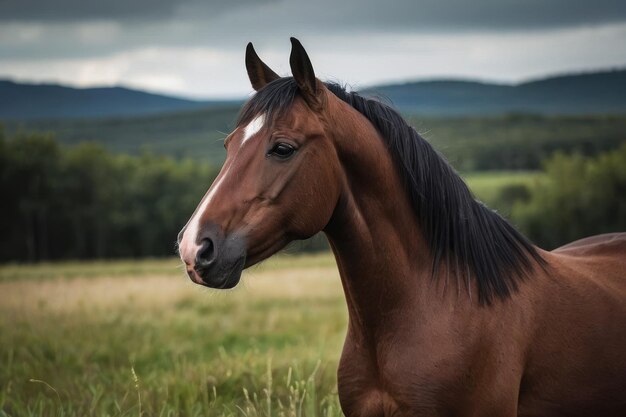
left=0, top=254, right=344, bottom=417
left=0, top=169, right=545, bottom=416
left=0, top=258, right=180, bottom=282
left=0, top=253, right=336, bottom=283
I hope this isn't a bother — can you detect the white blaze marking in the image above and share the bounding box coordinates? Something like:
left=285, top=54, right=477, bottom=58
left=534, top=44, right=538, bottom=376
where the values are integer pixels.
left=242, top=114, right=265, bottom=144
left=180, top=112, right=265, bottom=264
left=179, top=165, right=231, bottom=263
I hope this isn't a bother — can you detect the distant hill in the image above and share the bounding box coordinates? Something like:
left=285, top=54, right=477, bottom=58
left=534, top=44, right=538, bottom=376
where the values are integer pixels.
left=0, top=80, right=239, bottom=120
left=2, top=69, right=626, bottom=167
left=4, top=105, right=241, bottom=165
left=363, top=69, right=626, bottom=115
left=1, top=69, right=626, bottom=121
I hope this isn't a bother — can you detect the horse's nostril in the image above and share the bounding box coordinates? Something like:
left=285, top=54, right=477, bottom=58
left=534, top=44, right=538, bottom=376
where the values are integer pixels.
left=195, top=238, right=216, bottom=269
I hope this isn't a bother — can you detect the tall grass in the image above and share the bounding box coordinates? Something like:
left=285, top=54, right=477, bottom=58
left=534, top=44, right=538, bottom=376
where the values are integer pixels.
left=0, top=256, right=344, bottom=417
left=0, top=171, right=543, bottom=416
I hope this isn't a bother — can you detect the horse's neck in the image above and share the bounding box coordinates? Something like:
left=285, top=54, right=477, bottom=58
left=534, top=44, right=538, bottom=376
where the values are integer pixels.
left=323, top=103, right=434, bottom=338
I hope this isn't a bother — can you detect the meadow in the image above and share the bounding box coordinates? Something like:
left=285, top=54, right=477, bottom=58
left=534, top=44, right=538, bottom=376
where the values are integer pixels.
left=3, top=155, right=626, bottom=416
left=0, top=254, right=345, bottom=417
left=0, top=170, right=544, bottom=417
left=0, top=169, right=541, bottom=417
left=1, top=119, right=623, bottom=416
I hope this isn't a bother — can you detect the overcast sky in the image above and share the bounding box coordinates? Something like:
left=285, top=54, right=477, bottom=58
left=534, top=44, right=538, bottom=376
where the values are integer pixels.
left=1, top=0, right=626, bottom=99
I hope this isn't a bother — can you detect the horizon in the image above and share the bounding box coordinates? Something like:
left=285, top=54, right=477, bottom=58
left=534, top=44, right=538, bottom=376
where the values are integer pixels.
left=3, top=65, right=626, bottom=102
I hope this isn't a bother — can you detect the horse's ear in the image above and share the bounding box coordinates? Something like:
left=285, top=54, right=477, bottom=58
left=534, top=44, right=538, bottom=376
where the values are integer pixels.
left=246, top=42, right=280, bottom=91
left=289, top=37, right=319, bottom=105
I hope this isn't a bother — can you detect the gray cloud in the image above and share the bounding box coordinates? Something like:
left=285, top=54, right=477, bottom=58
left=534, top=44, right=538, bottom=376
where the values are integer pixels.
left=1, top=0, right=625, bottom=98
left=2, top=0, right=626, bottom=62
left=0, top=0, right=268, bottom=22
left=1, top=0, right=625, bottom=30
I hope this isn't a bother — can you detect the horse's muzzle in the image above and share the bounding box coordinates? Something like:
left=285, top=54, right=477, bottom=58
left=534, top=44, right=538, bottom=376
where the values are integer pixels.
left=180, top=224, right=246, bottom=289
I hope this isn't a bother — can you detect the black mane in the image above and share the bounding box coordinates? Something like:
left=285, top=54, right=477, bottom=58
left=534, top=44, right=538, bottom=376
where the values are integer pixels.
left=239, top=77, right=545, bottom=304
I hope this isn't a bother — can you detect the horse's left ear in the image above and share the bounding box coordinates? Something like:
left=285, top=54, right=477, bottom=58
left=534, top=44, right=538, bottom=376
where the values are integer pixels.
left=246, top=42, right=280, bottom=91
left=289, top=37, right=319, bottom=106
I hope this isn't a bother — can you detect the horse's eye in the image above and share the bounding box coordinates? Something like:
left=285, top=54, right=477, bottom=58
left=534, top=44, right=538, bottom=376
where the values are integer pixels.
left=268, top=143, right=296, bottom=159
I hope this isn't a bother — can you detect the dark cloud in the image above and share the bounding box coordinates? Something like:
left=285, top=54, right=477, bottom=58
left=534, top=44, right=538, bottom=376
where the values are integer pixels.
left=1, top=0, right=625, bottom=64
left=332, top=0, right=626, bottom=31
left=1, top=0, right=625, bottom=30
left=1, top=1, right=625, bottom=98
left=0, top=0, right=267, bottom=22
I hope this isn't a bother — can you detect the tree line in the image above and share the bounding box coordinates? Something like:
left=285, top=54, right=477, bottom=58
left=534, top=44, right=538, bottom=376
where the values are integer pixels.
left=512, top=142, right=626, bottom=249
left=1, top=127, right=624, bottom=262
left=0, top=130, right=217, bottom=262
left=0, top=128, right=330, bottom=263
left=408, top=114, right=626, bottom=171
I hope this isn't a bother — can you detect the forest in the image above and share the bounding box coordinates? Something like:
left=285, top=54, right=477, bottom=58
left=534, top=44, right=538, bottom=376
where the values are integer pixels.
left=0, top=130, right=216, bottom=261
left=1, top=121, right=625, bottom=262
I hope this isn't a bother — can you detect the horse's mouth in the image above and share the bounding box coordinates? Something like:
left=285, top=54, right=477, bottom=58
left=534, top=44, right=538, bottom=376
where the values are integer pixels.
left=187, top=255, right=246, bottom=290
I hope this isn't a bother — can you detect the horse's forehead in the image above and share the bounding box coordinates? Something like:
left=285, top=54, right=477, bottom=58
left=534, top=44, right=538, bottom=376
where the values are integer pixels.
left=275, top=101, right=325, bottom=134
left=226, top=113, right=267, bottom=150
left=233, top=98, right=324, bottom=148
left=241, top=114, right=265, bottom=144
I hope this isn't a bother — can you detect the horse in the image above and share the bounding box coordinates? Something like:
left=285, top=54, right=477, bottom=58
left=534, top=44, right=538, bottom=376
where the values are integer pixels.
left=177, top=38, right=626, bottom=416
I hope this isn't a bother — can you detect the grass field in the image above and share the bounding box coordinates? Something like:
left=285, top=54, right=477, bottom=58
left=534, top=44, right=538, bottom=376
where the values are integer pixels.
left=0, top=170, right=544, bottom=417
left=0, top=254, right=346, bottom=417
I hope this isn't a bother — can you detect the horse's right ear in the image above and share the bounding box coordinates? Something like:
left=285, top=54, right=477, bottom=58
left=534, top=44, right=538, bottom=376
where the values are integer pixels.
left=289, top=37, right=319, bottom=106
left=245, top=42, right=280, bottom=91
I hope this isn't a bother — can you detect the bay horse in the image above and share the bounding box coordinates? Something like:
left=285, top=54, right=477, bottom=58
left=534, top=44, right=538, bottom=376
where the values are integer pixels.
left=178, top=38, right=626, bottom=416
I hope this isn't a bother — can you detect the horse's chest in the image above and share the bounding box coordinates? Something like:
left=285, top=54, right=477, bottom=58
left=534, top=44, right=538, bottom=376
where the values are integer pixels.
left=337, top=346, right=403, bottom=417
left=336, top=381, right=399, bottom=417
left=336, top=337, right=462, bottom=417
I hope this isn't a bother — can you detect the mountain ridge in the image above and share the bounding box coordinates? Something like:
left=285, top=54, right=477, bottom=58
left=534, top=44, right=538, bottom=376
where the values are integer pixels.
left=361, top=68, right=626, bottom=115
left=0, top=79, right=239, bottom=120
left=1, top=68, right=625, bottom=120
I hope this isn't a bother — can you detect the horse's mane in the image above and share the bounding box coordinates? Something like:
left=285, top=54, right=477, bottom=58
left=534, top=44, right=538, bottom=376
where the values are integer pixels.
left=238, top=77, right=546, bottom=304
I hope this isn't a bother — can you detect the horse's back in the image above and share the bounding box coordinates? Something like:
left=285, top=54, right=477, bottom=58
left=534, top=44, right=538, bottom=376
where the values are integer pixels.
left=551, top=232, right=626, bottom=291
left=554, top=232, right=626, bottom=257
left=549, top=230, right=626, bottom=317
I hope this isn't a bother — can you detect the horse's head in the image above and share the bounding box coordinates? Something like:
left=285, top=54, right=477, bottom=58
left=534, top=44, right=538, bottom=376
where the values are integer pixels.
left=178, top=38, right=343, bottom=288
